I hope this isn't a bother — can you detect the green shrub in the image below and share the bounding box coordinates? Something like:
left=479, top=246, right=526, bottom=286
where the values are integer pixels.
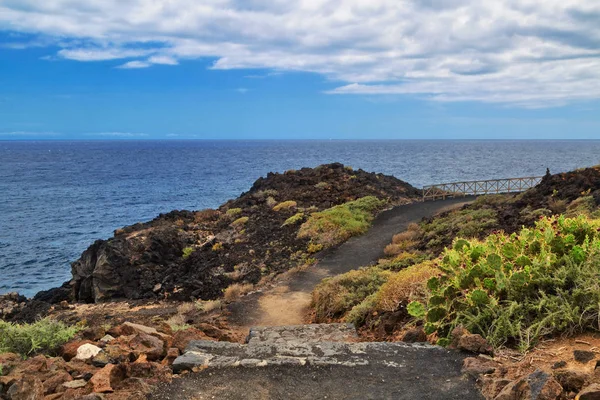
left=226, top=208, right=242, bottom=217
left=273, top=200, right=297, bottom=212
left=0, top=318, right=81, bottom=357
left=312, top=267, right=391, bottom=322
left=565, top=196, right=597, bottom=218
left=409, top=215, right=600, bottom=351
left=375, top=262, right=439, bottom=312
left=420, top=208, right=498, bottom=251
left=298, top=196, right=386, bottom=249
left=314, top=182, right=331, bottom=189
left=282, top=212, right=305, bottom=227
left=182, top=246, right=194, bottom=259
left=345, top=293, right=378, bottom=326
left=378, top=252, right=429, bottom=271
left=231, top=216, right=249, bottom=227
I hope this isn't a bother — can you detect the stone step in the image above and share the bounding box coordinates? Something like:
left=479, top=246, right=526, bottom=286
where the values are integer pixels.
left=246, top=323, right=358, bottom=344
left=172, top=323, right=451, bottom=373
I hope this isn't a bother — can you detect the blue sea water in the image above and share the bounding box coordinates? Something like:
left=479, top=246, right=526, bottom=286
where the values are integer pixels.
left=1, top=140, right=600, bottom=297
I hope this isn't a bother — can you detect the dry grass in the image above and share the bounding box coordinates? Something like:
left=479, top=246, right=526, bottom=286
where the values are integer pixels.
left=266, top=196, right=278, bottom=208
left=273, top=200, right=298, bottom=212
left=384, top=228, right=421, bottom=256
left=223, top=283, right=254, bottom=302
left=375, top=262, right=439, bottom=312
left=165, top=313, right=191, bottom=332
left=195, top=300, right=222, bottom=314
left=194, top=209, right=220, bottom=223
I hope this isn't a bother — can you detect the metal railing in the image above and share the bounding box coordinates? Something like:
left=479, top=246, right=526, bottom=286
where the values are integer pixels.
left=422, top=176, right=544, bottom=201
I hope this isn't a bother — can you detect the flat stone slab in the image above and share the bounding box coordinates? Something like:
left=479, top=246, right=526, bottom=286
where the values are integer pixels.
left=159, top=324, right=483, bottom=399
left=173, top=324, right=470, bottom=376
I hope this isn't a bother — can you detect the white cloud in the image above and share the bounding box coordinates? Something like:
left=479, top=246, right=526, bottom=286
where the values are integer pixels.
left=236, top=88, right=249, bottom=94
left=1, top=0, right=600, bottom=106
left=148, top=55, right=178, bottom=65
left=116, top=60, right=151, bottom=69
left=59, top=48, right=155, bottom=62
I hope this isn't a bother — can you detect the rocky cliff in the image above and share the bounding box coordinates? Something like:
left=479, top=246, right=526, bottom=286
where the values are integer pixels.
left=70, top=163, right=421, bottom=303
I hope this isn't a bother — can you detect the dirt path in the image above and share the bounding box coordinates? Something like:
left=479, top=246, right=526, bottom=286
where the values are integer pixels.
left=227, top=197, right=474, bottom=329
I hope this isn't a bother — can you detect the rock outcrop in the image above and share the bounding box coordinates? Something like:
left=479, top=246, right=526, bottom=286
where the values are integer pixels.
left=69, top=163, right=420, bottom=303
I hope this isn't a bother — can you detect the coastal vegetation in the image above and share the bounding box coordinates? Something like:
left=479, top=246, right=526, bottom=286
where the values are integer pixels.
left=412, top=215, right=600, bottom=351
left=0, top=318, right=80, bottom=357
left=298, top=196, right=386, bottom=249
left=311, top=165, right=600, bottom=354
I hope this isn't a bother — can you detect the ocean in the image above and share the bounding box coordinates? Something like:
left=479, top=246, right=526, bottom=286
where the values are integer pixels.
left=1, top=140, right=599, bottom=297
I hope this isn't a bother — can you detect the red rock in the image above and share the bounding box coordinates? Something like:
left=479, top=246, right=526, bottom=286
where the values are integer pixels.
left=172, top=328, right=208, bottom=352
left=554, top=369, right=588, bottom=393
left=65, top=359, right=98, bottom=378
left=127, top=333, right=165, bottom=361
left=20, top=355, right=49, bottom=373
left=161, top=347, right=180, bottom=366
left=111, top=322, right=171, bottom=342
left=0, top=353, right=20, bottom=371
left=0, top=373, right=23, bottom=389
left=197, top=323, right=234, bottom=342
left=60, top=387, right=92, bottom=400
left=81, top=326, right=107, bottom=341
left=462, top=356, right=499, bottom=377
left=578, top=383, right=600, bottom=400
left=44, top=393, right=63, bottom=400
left=126, top=362, right=172, bottom=384
left=61, top=340, right=93, bottom=361
left=7, top=376, right=44, bottom=400
left=42, top=370, right=73, bottom=395
left=113, top=377, right=151, bottom=395
left=450, top=325, right=493, bottom=355
left=401, top=327, right=427, bottom=343
left=90, top=364, right=117, bottom=393
left=495, top=370, right=562, bottom=400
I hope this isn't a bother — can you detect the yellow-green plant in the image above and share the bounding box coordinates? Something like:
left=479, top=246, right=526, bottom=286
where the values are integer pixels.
left=0, top=318, right=81, bottom=357
left=226, top=208, right=242, bottom=217
left=273, top=200, right=297, bottom=212
left=182, top=246, right=194, bottom=259
left=298, top=196, right=385, bottom=249
left=231, top=216, right=249, bottom=227
left=312, top=267, right=391, bottom=322
left=409, top=215, right=600, bottom=351
left=282, top=213, right=305, bottom=227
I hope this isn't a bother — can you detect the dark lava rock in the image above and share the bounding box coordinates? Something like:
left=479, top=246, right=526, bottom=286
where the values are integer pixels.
left=578, top=383, right=600, bottom=400
left=574, top=350, right=596, bottom=364
left=0, top=292, right=52, bottom=323
left=69, top=164, right=420, bottom=303
left=551, top=361, right=567, bottom=370
left=401, top=327, right=427, bottom=343
left=495, top=369, right=562, bottom=400
left=554, top=369, right=588, bottom=393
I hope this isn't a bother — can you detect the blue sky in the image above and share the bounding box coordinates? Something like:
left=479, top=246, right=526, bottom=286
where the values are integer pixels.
left=1, top=1, right=599, bottom=140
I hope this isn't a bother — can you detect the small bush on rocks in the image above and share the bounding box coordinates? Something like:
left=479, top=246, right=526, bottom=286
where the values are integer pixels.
left=409, top=215, right=600, bottom=351
left=231, top=216, right=249, bottom=227
left=223, top=283, right=253, bottom=302
left=273, top=200, right=298, bottom=212
left=226, top=208, right=242, bottom=217
left=182, top=246, right=194, bottom=259
left=375, top=262, right=439, bottom=312
left=312, top=267, right=391, bottom=322
left=0, top=318, right=81, bottom=356
left=298, top=196, right=386, bottom=249
left=282, top=212, right=305, bottom=227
